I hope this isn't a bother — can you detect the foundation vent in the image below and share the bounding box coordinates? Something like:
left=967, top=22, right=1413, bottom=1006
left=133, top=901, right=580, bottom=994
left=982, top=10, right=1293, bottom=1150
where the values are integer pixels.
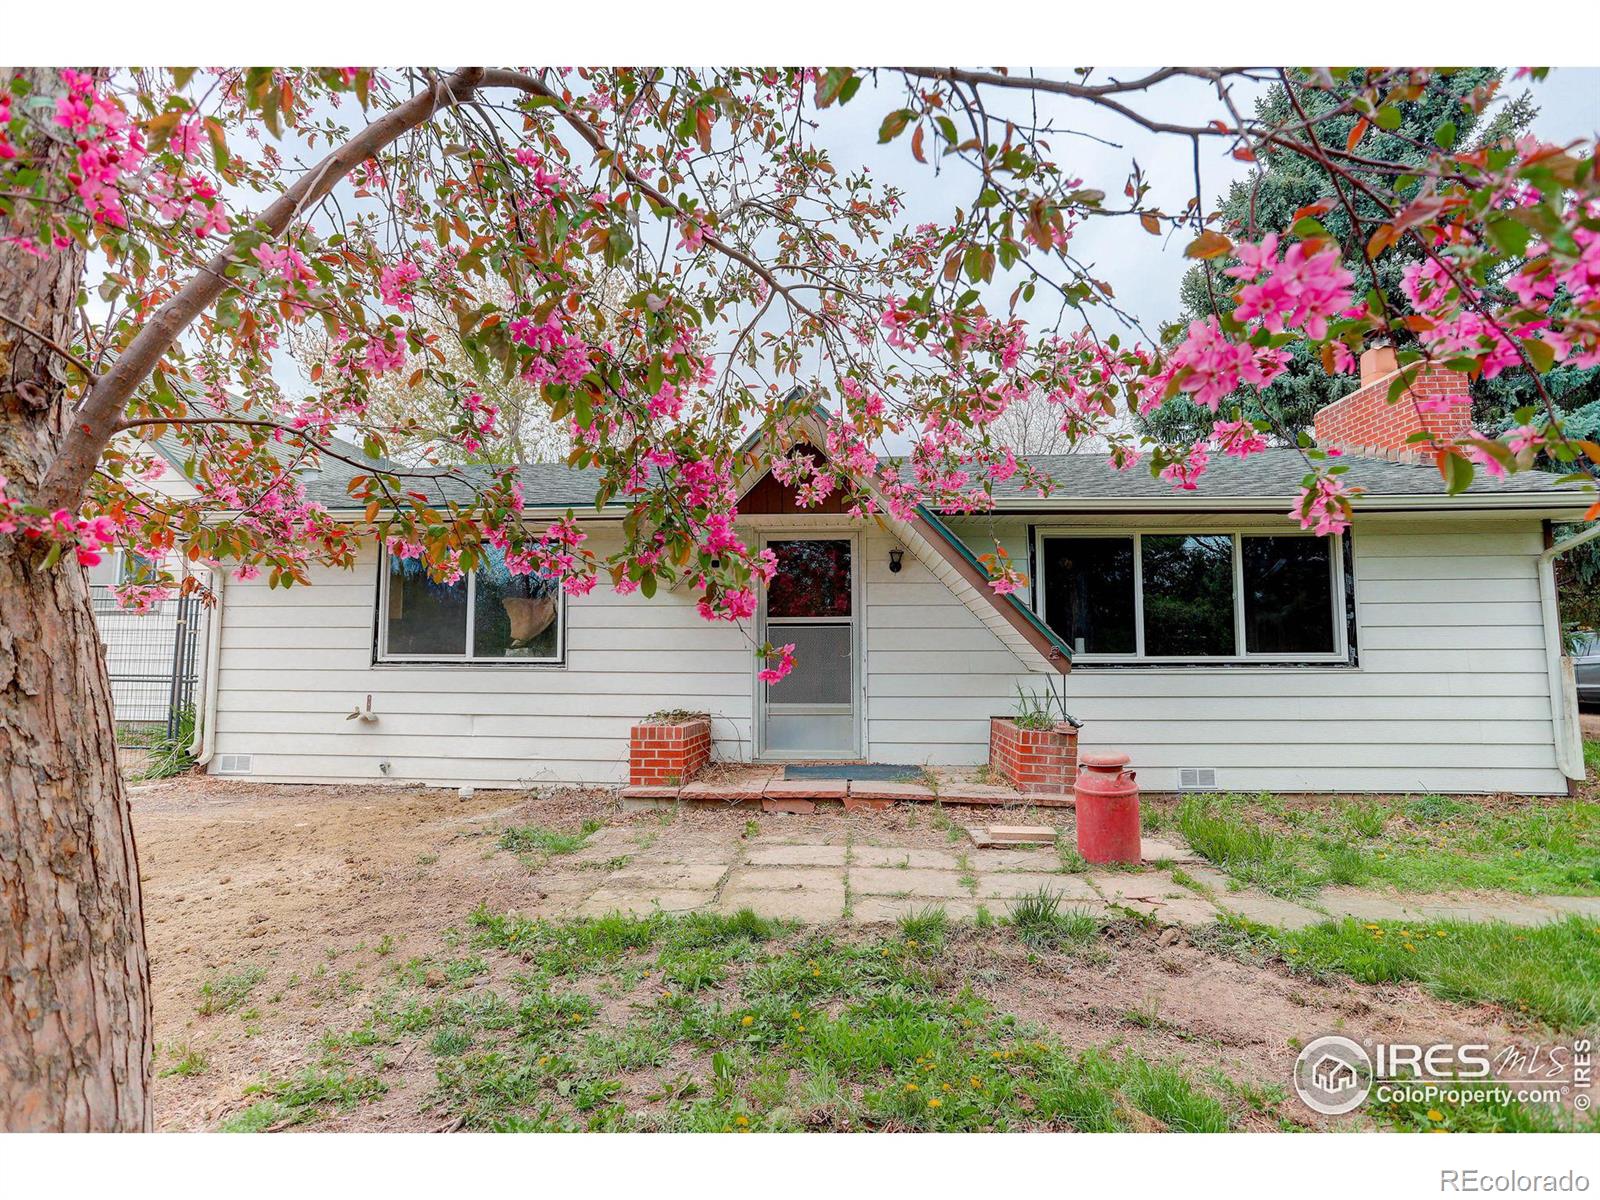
left=214, top=753, right=253, bottom=775
left=1177, top=767, right=1217, bottom=790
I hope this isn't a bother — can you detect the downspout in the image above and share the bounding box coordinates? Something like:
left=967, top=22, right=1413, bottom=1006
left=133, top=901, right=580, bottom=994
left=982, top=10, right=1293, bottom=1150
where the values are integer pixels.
left=188, top=567, right=226, bottom=767
left=1538, top=522, right=1600, bottom=781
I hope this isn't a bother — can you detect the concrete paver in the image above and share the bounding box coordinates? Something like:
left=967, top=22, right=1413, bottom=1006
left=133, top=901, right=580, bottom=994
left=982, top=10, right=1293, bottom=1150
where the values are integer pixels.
left=974, top=872, right=1099, bottom=901
left=850, top=846, right=963, bottom=870
left=848, top=866, right=972, bottom=899
left=548, top=816, right=1596, bottom=931
left=578, top=888, right=713, bottom=916
left=744, top=843, right=847, bottom=868
left=717, top=886, right=846, bottom=921
left=850, top=896, right=980, bottom=923
left=722, top=866, right=844, bottom=893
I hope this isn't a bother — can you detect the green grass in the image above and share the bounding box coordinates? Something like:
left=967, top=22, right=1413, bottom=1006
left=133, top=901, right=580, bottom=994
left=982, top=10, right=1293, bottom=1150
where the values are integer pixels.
left=159, top=1046, right=208, bottom=1078
left=498, top=819, right=603, bottom=860
left=1585, top=739, right=1599, bottom=778
left=1176, top=794, right=1600, bottom=899
left=220, top=1067, right=387, bottom=1131
left=1006, top=888, right=1101, bottom=952
left=1214, top=915, right=1600, bottom=1033
left=221, top=907, right=1257, bottom=1133
left=197, top=965, right=267, bottom=1016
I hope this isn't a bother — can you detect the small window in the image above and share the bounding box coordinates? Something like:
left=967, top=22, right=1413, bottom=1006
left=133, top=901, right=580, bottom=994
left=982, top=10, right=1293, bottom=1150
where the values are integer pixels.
left=118, top=550, right=156, bottom=585
left=1141, top=534, right=1235, bottom=657
left=1037, top=529, right=1345, bottom=663
left=379, top=547, right=562, bottom=663
left=1242, top=536, right=1335, bottom=655
left=1041, top=537, right=1136, bottom=656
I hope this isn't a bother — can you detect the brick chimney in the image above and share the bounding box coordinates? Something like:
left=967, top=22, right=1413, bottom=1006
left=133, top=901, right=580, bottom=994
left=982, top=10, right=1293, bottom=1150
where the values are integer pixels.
left=1311, top=345, right=1472, bottom=460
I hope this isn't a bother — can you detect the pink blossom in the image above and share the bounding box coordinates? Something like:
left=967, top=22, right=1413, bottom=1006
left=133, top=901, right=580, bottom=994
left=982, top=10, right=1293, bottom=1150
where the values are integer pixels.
left=1290, top=473, right=1354, bottom=536
left=1160, top=441, right=1210, bottom=491
left=1227, top=235, right=1354, bottom=340
left=757, top=642, right=796, bottom=685
left=379, top=261, right=421, bottom=311
left=1210, top=418, right=1269, bottom=459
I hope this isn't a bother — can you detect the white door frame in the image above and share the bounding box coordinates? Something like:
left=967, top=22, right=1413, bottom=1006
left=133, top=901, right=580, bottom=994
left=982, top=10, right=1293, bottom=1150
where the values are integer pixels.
left=751, top=526, right=864, bottom=762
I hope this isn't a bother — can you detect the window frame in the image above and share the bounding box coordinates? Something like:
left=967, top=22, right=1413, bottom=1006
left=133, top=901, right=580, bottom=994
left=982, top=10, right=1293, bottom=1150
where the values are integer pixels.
left=374, top=547, right=566, bottom=667
left=1033, top=526, right=1348, bottom=665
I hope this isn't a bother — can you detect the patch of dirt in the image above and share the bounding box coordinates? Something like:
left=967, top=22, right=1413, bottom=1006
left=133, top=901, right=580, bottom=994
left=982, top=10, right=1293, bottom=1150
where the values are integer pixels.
left=134, top=778, right=1546, bottom=1132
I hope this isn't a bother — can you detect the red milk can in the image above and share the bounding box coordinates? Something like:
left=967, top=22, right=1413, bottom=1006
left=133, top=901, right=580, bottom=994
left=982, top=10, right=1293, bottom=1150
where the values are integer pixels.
left=1074, top=752, right=1141, bottom=865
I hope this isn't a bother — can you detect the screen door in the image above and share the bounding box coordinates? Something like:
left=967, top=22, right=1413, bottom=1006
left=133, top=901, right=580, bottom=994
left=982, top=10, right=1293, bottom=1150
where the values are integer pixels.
left=759, top=538, right=858, bottom=757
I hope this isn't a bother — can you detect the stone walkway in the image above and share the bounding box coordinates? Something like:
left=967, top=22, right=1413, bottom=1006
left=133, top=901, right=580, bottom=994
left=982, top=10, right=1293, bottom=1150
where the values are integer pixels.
left=532, top=821, right=1600, bottom=930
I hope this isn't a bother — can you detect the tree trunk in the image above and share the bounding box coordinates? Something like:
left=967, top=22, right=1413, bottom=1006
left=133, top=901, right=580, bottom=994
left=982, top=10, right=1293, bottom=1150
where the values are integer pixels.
left=0, top=66, right=152, bottom=1131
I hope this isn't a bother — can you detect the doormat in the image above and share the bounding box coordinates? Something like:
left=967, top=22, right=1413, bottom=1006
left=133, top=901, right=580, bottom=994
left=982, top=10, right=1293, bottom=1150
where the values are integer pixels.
left=783, top=763, right=921, bottom=782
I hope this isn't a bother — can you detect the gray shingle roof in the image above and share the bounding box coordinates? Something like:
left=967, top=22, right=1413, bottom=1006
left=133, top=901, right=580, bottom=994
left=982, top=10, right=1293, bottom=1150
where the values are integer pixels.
left=984, top=448, right=1593, bottom=503
left=199, top=444, right=1588, bottom=512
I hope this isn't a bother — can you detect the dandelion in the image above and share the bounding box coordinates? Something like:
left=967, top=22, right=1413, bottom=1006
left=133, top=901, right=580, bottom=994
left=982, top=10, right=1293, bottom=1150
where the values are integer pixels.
left=741, top=1015, right=754, bottom=1027
left=904, top=1082, right=919, bottom=1092
left=1403, top=943, right=1417, bottom=952
left=928, top=1098, right=942, bottom=1108
left=735, top=1115, right=750, bottom=1127
left=1427, top=1109, right=1444, bottom=1122
left=970, top=1077, right=983, bottom=1088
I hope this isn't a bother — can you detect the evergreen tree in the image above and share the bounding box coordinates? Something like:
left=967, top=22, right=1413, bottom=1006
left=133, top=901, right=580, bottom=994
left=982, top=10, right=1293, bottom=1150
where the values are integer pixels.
left=1142, top=70, right=1599, bottom=444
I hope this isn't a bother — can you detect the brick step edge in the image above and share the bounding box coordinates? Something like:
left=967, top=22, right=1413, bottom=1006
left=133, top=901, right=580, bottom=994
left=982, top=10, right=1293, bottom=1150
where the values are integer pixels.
left=620, top=783, right=1073, bottom=808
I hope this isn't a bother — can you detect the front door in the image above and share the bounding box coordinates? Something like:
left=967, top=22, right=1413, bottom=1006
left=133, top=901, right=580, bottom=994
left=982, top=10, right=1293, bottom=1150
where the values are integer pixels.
left=758, top=537, right=859, bottom=758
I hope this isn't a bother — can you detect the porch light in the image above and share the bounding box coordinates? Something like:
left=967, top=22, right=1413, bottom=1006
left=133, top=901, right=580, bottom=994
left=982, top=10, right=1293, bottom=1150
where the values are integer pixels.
left=888, top=548, right=904, bottom=573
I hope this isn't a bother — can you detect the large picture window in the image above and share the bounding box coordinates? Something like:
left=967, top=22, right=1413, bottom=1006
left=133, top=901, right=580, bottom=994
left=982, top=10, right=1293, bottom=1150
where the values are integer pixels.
left=1038, top=530, right=1345, bottom=663
left=378, top=546, right=563, bottom=663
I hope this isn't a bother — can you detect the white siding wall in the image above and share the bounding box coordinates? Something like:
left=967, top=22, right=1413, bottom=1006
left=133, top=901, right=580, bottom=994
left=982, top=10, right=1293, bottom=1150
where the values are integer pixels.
left=945, top=513, right=1565, bottom=796
left=211, top=529, right=755, bottom=785
left=209, top=513, right=1568, bottom=795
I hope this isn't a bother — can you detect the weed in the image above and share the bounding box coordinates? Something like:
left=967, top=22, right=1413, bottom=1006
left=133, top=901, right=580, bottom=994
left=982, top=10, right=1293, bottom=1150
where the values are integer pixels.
left=198, top=965, right=266, bottom=1016
left=498, top=823, right=595, bottom=859
left=160, top=1046, right=208, bottom=1078
left=897, top=905, right=949, bottom=947
left=1007, top=888, right=1101, bottom=951
left=134, top=707, right=196, bottom=781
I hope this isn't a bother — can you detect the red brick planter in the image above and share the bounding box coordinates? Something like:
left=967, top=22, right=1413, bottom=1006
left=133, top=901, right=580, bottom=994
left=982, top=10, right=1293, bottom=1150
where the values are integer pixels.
left=989, top=717, right=1079, bottom=795
left=629, top=717, right=712, bottom=787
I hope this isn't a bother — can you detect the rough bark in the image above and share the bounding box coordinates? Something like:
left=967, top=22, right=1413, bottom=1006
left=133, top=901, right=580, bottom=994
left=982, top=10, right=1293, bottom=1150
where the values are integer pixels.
left=0, top=66, right=152, bottom=1131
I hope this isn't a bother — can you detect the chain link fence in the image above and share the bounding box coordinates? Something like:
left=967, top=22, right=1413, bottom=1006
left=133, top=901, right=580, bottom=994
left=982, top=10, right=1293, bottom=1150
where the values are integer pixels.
left=92, top=586, right=206, bottom=747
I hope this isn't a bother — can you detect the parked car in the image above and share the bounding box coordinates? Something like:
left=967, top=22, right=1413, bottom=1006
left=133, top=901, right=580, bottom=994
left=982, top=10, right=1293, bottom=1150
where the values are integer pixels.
left=1575, top=630, right=1600, bottom=707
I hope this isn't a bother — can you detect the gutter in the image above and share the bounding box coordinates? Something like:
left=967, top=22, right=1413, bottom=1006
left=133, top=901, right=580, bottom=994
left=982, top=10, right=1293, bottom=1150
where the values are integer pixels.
left=983, top=494, right=1593, bottom=516
left=188, top=567, right=225, bottom=768
left=1538, top=522, right=1600, bottom=781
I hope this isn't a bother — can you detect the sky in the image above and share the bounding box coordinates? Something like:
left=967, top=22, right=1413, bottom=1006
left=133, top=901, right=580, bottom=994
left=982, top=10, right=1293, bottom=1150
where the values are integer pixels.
left=239, top=67, right=1600, bottom=413
left=801, top=68, right=1600, bottom=343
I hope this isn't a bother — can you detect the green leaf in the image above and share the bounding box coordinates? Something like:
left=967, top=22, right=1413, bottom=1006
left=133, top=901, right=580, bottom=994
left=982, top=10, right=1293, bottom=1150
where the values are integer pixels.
left=1485, top=217, right=1531, bottom=258
left=1433, top=121, right=1457, bottom=150
left=877, top=109, right=915, bottom=143
left=1523, top=336, right=1556, bottom=374
left=1440, top=451, right=1475, bottom=496
left=1374, top=104, right=1401, bottom=131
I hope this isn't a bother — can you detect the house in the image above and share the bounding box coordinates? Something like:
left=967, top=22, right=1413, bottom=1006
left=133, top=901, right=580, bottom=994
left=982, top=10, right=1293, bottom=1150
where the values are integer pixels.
left=184, top=349, right=1595, bottom=796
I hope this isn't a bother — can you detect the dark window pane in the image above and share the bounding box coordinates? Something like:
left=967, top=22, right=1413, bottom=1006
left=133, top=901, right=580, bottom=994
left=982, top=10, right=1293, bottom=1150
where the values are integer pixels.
left=1141, top=534, right=1235, bottom=657
left=386, top=555, right=467, bottom=655
left=1042, top=537, right=1136, bottom=655
left=767, top=540, right=852, bottom=618
left=474, top=545, right=561, bottom=659
left=1243, top=536, right=1335, bottom=655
